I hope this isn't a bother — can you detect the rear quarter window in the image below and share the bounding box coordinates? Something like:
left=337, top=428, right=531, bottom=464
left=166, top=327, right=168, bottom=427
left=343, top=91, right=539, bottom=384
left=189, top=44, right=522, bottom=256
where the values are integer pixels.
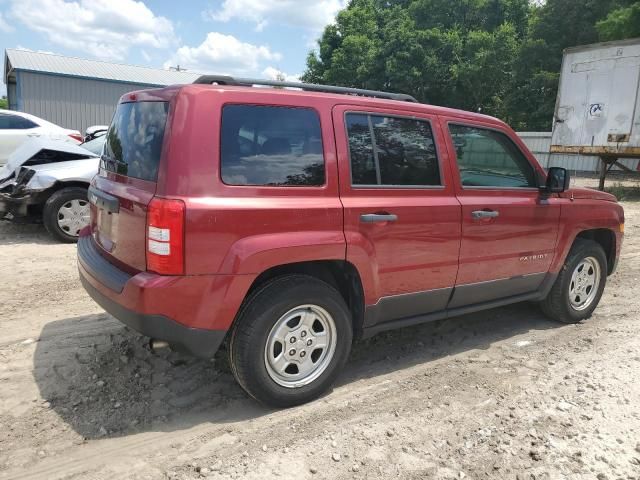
left=102, top=101, right=169, bottom=182
left=220, top=105, right=325, bottom=186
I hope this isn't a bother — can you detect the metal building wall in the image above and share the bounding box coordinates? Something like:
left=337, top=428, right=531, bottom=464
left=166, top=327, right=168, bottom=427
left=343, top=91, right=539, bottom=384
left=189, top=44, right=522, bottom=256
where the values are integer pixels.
left=517, top=132, right=640, bottom=172
left=6, top=81, right=17, bottom=110
left=18, top=71, right=157, bottom=133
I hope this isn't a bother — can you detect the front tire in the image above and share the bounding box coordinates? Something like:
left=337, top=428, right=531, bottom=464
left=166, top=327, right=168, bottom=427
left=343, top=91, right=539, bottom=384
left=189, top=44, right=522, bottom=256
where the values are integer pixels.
left=229, top=275, right=353, bottom=408
left=43, top=187, right=89, bottom=243
left=540, top=239, right=607, bottom=323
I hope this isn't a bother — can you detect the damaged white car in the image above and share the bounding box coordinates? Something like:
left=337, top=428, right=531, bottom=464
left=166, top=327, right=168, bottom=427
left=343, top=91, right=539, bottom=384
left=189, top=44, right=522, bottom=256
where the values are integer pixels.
left=0, top=137, right=102, bottom=242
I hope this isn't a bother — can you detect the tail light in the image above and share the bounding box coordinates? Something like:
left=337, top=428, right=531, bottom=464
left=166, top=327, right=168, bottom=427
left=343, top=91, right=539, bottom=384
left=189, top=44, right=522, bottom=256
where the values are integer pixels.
left=146, top=197, right=185, bottom=275
left=68, top=132, right=83, bottom=143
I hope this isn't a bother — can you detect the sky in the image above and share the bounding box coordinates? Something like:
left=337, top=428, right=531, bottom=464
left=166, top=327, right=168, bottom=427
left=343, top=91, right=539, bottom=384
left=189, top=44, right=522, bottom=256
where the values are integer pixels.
left=0, top=0, right=349, bottom=94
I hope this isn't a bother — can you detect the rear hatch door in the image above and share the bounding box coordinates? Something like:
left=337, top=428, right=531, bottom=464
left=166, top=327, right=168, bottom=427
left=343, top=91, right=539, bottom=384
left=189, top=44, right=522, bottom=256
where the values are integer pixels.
left=90, top=98, right=170, bottom=272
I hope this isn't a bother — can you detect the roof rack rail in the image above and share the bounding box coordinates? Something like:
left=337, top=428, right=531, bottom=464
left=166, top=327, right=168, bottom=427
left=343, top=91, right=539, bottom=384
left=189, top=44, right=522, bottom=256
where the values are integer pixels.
left=193, top=75, right=418, bottom=103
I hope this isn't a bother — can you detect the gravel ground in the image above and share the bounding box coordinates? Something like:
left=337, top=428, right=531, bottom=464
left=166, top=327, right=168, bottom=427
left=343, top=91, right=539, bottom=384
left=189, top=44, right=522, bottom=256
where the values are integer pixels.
left=0, top=195, right=638, bottom=480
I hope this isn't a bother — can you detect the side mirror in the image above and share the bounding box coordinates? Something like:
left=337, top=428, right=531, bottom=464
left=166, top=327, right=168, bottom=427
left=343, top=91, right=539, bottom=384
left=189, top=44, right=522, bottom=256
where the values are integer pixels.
left=543, top=167, right=570, bottom=193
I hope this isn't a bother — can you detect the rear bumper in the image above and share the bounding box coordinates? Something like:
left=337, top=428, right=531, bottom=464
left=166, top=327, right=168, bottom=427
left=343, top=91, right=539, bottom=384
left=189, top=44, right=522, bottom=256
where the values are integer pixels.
left=77, top=233, right=253, bottom=358
left=80, top=273, right=226, bottom=358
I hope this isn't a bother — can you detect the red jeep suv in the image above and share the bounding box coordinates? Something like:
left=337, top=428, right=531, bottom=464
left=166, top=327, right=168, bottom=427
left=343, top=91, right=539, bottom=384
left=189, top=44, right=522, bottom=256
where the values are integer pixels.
left=78, top=76, right=624, bottom=407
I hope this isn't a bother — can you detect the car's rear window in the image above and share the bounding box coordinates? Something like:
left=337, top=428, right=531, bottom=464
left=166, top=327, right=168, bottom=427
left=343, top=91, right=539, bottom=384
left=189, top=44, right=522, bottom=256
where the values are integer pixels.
left=220, top=105, right=325, bottom=186
left=102, top=101, right=169, bottom=181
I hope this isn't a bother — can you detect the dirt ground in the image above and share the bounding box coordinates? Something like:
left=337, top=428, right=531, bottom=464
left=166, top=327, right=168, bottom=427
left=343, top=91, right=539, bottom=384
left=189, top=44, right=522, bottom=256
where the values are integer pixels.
left=1, top=194, right=639, bottom=479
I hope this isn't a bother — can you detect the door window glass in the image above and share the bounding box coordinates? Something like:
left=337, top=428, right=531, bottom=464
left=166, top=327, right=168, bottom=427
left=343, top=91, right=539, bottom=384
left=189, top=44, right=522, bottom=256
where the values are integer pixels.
left=345, top=114, right=377, bottom=185
left=449, top=124, right=536, bottom=188
left=345, top=113, right=440, bottom=186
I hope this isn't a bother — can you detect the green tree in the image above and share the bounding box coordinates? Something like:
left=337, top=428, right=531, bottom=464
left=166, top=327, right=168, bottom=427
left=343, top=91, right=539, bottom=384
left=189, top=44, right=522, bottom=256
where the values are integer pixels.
left=0, top=96, right=7, bottom=109
left=597, top=2, right=640, bottom=40
left=408, top=0, right=529, bottom=36
left=304, top=0, right=640, bottom=130
left=303, top=0, right=528, bottom=119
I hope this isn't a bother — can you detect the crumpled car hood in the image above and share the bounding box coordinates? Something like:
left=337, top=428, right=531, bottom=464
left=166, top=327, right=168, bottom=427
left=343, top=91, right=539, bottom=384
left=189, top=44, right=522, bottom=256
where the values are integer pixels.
left=24, top=158, right=100, bottom=190
left=559, top=187, right=618, bottom=202
left=27, top=158, right=100, bottom=173
left=0, top=138, right=97, bottom=182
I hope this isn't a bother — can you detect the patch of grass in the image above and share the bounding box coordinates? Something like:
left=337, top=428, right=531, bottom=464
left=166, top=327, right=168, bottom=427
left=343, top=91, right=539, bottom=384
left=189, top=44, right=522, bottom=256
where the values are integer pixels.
left=605, top=183, right=640, bottom=201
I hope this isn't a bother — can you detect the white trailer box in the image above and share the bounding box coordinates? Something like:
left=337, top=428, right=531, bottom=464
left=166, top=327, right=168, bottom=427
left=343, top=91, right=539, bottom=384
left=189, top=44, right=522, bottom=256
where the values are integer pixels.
left=551, top=38, right=640, bottom=159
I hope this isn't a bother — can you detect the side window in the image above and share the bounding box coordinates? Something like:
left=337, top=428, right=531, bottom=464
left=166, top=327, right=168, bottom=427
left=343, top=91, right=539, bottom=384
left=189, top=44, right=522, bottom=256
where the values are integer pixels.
left=220, top=105, right=325, bottom=186
left=0, top=115, right=12, bottom=129
left=346, top=113, right=440, bottom=186
left=0, top=113, right=38, bottom=130
left=345, top=114, right=376, bottom=184
left=449, top=124, right=536, bottom=188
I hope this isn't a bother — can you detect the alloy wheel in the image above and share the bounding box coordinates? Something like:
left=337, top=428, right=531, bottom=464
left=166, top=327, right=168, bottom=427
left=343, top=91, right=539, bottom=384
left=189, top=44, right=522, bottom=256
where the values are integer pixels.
left=264, top=304, right=338, bottom=388
left=568, top=256, right=601, bottom=311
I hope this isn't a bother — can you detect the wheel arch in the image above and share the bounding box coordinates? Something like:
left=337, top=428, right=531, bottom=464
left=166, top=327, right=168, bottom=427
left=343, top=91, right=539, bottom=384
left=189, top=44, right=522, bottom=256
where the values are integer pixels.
left=244, top=260, right=366, bottom=339
left=31, top=181, right=90, bottom=210
left=43, top=180, right=89, bottom=199
left=575, top=228, right=616, bottom=275
left=51, top=180, right=90, bottom=190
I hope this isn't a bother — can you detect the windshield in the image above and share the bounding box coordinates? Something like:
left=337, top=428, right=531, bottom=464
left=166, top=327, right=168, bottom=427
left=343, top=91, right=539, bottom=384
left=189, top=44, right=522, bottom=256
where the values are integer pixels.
left=81, top=136, right=105, bottom=155
left=102, top=101, right=169, bottom=181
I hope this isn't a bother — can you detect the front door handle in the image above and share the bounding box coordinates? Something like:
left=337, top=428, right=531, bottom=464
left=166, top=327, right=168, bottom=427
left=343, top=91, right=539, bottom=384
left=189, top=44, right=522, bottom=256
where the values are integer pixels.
left=471, top=210, right=499, bottom=220
left=360, top=213, right=398, bottom=223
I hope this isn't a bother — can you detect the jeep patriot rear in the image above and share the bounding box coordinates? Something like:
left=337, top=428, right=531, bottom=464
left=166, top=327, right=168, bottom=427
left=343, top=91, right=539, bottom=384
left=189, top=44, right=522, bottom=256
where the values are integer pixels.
left=78, top=76, right=624, bottom=407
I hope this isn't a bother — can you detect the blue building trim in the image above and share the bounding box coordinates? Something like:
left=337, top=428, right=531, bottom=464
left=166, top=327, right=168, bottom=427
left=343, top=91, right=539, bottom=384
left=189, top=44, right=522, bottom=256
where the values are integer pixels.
left=13, top=67, right=173, bottom=89
left=15, top=70, right=23, bottom=111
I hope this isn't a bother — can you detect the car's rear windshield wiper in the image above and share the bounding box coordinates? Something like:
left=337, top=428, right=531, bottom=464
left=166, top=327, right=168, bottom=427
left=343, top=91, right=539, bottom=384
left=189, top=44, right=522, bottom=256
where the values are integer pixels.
left=101, top=154, right=127, bottom=167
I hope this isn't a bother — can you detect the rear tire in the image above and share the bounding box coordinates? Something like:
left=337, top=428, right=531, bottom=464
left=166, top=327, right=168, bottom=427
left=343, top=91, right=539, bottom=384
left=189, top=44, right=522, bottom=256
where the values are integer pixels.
left=229, top=275, right=353, bottom=408
left=540, top=239, right=607, bottom=324
left=43, top=187, right=89, bottom=243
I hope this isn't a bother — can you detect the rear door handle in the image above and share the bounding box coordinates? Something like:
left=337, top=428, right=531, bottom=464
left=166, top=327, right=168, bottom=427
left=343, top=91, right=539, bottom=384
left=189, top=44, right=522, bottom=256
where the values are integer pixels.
left=471, top=210, right=499, bottom=220
left=360, top=213, right=398, bottom=223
